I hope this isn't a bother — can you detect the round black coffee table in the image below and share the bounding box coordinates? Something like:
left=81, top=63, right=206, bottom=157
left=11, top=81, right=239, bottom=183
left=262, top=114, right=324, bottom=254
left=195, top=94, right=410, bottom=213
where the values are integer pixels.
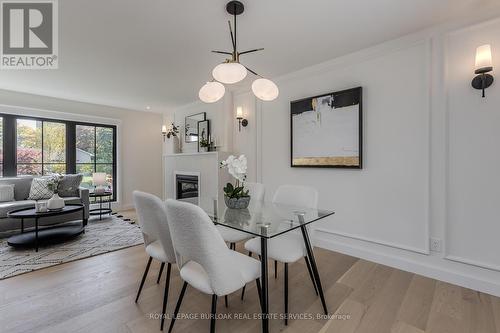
left=89, top=191, right=113, bottom=220
left=7, top=204, right=85, bottom=252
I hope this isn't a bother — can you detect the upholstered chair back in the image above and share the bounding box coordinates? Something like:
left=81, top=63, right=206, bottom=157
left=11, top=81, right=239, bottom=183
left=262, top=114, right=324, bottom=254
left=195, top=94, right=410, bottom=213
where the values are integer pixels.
left=272, top=185, right=318, bottom=209
left=133, top=191, right=176, bottom=263
left=245, top=182, right=265, bottom=202
left=165, top=199, right=246, bottom=296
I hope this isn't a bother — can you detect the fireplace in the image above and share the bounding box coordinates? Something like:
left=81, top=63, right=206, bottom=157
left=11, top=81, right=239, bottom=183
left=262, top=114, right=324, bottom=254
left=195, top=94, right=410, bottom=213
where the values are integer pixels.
left=175, top=173, right=199, bottom=204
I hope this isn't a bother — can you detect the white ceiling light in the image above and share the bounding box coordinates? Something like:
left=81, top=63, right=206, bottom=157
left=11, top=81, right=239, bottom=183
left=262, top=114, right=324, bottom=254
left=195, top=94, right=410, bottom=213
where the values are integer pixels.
left=200, top=1, right=278, bottom=103
left=252, top=78, right=279, bottom=101
left=199, top=81, right=225, bottom=103
left=212, top=62, right=247, bottom=84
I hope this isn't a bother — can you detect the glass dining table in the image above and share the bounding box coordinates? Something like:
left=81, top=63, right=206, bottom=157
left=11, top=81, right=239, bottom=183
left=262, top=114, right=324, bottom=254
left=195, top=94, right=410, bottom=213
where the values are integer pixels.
left=201, top=197, right=335, bottom=333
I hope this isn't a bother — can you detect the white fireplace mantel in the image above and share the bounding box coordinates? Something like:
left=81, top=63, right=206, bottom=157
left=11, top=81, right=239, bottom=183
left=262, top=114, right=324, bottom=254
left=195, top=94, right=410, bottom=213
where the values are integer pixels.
left=163, top=151, right=232, bottom=213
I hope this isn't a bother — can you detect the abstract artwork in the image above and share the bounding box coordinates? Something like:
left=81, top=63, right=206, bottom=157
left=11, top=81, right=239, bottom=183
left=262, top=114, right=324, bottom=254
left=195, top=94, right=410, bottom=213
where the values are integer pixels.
left=291, top=87, right=362, bottom=168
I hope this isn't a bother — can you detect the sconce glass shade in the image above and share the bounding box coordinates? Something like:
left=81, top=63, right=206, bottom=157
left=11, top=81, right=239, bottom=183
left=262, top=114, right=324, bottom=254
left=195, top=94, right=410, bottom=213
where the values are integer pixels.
left=475, top=44, right=493, bottom=73
left=199, top=81, right=225, bottom=103
left=236, top=106, right=243, bottom=118
left=212, top=62, right=247, bottom=84
left=252, top=78, right=279, bottom=101
left=161, top=125, right=167, bottom=134
left=92, top=172, right=107, bottom=186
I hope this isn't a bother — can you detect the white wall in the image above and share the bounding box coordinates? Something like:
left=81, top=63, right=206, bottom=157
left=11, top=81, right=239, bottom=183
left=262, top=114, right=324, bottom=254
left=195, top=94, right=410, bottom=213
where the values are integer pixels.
left=226, top=15, right=500, bottom=296
left=0, top=89, right=163, bottom=210
left=445, top=19, right=500, bottom=271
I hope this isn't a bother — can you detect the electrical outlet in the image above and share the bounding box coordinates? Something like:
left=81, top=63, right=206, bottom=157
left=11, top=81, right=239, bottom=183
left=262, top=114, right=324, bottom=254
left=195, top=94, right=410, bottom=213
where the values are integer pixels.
left=430, top=238, right=442, bottom=253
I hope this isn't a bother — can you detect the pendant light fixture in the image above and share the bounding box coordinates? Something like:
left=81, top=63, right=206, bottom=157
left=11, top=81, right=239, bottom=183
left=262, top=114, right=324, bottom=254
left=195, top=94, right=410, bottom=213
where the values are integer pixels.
left=198, top=1, right=279, bottom=103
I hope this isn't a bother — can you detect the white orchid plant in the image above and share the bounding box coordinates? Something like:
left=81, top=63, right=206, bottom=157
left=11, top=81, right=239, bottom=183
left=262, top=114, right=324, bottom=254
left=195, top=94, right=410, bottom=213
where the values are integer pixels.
left=220, top=155, right=250, bottom=199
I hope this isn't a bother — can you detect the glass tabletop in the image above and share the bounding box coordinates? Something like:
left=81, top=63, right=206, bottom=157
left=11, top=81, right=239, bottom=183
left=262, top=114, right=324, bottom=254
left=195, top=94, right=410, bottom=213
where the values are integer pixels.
left=200, top=197, right=334, bottom=239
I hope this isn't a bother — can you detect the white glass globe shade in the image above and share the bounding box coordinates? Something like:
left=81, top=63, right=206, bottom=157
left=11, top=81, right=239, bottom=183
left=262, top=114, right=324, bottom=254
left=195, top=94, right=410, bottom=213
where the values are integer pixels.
left=199, top=81, right=225, bottom=103
left=212, top=62, right=247, bottom=84
left=252, top=78, right=279, bottom=101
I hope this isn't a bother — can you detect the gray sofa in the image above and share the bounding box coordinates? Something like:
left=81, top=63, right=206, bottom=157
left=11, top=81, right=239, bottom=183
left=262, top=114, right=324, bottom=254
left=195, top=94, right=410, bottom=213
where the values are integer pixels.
left=0, top=176, right=90, bottom=235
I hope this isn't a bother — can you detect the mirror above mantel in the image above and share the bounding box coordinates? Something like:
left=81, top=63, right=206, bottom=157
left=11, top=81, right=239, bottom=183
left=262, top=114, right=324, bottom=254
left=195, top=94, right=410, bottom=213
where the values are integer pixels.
left=184, top=112, right=206, bottom=143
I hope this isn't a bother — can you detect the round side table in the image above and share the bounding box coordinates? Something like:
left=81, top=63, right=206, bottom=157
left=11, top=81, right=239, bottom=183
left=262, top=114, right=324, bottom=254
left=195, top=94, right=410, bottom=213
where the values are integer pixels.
left=90, top=191, right=113, bottom=220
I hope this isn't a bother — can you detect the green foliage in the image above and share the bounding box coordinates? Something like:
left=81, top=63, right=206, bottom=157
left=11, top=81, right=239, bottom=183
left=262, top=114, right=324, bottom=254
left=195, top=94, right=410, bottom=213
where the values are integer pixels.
left=223, top=182, right=250, bottom=199
left=199, top=138, right=211, bottom=148
left=166, top=123, right=179, bottom=139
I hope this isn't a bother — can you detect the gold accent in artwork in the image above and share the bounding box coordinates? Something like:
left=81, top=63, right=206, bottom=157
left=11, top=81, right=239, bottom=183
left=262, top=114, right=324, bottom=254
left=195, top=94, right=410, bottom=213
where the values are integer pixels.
left=292, top=157, right=360, bottom=167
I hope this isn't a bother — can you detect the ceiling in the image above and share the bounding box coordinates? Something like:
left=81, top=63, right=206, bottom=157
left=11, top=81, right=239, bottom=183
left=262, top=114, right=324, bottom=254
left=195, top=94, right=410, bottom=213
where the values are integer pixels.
left=0, top=0, right=495, bottom=112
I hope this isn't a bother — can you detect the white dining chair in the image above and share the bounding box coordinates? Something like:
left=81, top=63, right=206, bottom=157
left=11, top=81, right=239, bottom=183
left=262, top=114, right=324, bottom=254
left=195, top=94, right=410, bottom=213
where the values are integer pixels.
left=133, top=191, right=177, bottom=331
left=216, top=182, right=266, bottom=251
left=244, top=185, right=321, bottom=325
left=165, top=199, right=262, bottom=333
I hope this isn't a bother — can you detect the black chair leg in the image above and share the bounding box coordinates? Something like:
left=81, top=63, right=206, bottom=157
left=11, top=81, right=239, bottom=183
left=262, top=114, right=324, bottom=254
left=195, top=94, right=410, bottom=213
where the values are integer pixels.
left=210, top=294, right=218, bottom=333
left=135, top=256, right=152, bottom=303
left=225, top=295, right=228, bottom=308
left=274, top=260, right=278, bottom=279
left=304, top=256, right=318, bottom=295
left=240, top=251, right=254, bottom=301
left=168, top=281, right=188, bottom=333
left=256, top=278, right=263, bottom=311
left=160, top=263, right=172, bottom=331
left=284, top=263, right=289, bottom=325
left=157, top=262, right=165, bottom=284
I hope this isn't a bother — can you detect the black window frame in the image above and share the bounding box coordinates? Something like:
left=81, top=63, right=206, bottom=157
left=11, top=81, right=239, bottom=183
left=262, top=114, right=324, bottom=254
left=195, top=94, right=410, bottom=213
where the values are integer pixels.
left=75, top=123, right=117, bottom=201
left=0, top=113, right=117, bottom=202
left=15, top=116, right=68, bottom=176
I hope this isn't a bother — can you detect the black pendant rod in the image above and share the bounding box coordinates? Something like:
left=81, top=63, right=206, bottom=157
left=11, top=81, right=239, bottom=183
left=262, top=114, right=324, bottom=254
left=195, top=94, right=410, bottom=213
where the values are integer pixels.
left=234, top=4, right=237, bottom=60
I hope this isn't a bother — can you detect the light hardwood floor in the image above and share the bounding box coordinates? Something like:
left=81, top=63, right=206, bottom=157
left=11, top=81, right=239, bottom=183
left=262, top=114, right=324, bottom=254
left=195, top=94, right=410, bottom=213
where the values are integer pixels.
left=0, top=241, right=499, bottom=333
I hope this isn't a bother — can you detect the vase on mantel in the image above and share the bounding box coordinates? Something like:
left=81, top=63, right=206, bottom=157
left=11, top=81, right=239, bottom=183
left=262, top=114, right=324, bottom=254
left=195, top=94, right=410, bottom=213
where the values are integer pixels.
left=165, top=136, right=180, bottom=155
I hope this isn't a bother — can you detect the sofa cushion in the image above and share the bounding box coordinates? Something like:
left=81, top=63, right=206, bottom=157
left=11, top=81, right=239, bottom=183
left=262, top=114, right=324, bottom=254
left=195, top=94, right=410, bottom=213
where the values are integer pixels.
left=58, top=174, right=83, bottom=197
left=0, top=200, right=36, bottom=218
left=0, top=184, right=15, bottom=202
left=28, top=176, right=57, bottom=200
left=0, top=177, right=33, bottom=201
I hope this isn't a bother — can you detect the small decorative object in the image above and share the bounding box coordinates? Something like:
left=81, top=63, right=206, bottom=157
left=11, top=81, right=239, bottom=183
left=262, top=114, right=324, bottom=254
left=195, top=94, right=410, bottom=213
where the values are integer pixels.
left=47, top=178, right=65, bottom=211
left=92, top=172, right=107, bottom=194
left=236, top=106, right=248, bottom=132
left=471, top=44, right=494, bottom=98
left=291, top=87, right=362, bottom=168
left=35, top=201, right=48, bottom=213
left=185, top=112, right=206, bottom=143
left=220, top=155, right=250, bottom=209
left=198, top=120, right=211, bottom=152
left=164, top=123, right=180, bottom=154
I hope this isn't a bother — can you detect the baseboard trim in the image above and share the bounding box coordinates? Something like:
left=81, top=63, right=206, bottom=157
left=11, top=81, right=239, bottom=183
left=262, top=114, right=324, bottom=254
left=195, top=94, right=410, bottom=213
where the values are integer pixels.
left=315, top=234, right=500, bottom=297
left=315, top=227, right=430, bottom=255
left=445, top=255, right=500, bottom=273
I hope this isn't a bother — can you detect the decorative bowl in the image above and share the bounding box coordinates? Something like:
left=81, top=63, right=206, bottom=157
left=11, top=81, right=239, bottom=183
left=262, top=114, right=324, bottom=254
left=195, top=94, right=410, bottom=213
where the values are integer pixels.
left=224, top=195, right=251, bottom=209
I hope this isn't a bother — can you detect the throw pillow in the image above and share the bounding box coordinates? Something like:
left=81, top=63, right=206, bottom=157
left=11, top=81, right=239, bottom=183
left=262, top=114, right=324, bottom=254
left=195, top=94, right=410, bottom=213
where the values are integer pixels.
left=0, top=184, right=15, bottom=202
left=28, top=176, right=56, bottom=200
left=58, top=174, right=83, bottom=197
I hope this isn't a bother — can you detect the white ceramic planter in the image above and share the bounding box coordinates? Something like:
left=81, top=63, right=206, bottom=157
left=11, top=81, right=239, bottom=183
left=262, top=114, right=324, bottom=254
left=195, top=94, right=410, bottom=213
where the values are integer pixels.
left=47, top=193, right=65, bottom=210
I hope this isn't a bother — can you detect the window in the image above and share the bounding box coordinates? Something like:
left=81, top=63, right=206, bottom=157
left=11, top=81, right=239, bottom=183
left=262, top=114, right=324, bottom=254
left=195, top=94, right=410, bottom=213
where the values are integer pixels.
left=0, top=114, right=117, bottom=201
left=16, top=119, right=66, bottom=176
left=76, top=125, right=115, bottom=193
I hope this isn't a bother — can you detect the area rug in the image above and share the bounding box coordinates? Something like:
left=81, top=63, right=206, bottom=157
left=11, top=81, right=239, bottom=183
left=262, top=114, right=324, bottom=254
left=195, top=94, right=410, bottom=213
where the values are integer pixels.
left=0, top=215, right=143, bottom=280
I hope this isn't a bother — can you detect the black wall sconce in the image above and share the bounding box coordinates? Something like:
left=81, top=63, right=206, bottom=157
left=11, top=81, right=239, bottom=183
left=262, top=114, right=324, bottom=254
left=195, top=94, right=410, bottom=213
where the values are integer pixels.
left=236, top=106, right=248, bottom=132
left=472, top=44, right=494, bottom=98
